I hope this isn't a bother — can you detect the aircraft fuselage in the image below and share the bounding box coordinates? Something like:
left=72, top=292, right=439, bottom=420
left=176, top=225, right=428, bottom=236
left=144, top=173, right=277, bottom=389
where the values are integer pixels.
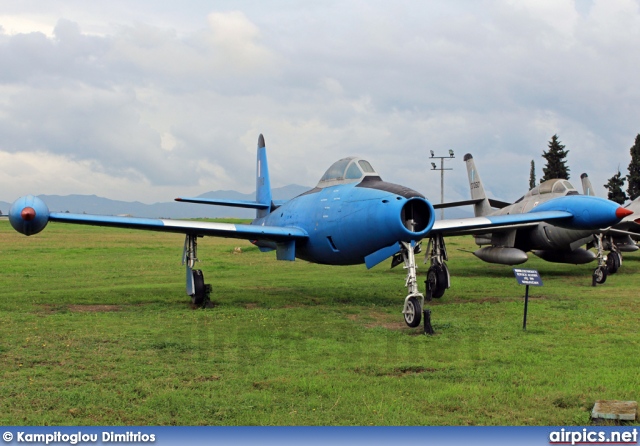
left=489, top=194, right=594, bottom=252
left=253, top=178, right=434, bottom=265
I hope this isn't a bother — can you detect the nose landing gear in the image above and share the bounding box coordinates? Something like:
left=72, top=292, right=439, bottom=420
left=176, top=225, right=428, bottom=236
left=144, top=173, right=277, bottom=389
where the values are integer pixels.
left=398, top=239, right=441, bottom=334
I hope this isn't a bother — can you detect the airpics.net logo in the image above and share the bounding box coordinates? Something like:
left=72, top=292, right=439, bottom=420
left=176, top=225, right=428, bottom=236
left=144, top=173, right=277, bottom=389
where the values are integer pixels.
left=549, top=428, right=638, bottom=445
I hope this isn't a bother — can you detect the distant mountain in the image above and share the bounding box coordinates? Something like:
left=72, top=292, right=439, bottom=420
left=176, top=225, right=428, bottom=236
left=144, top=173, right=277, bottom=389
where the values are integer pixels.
left=0, top=185, right=311, bottom=219
left=0, top=184, right=474, bottom=220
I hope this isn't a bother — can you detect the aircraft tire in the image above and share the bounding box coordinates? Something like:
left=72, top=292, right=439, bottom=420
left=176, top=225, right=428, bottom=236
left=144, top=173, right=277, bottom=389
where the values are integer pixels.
left=404, top=296, right=422, bottom=328
left=593, top=266, right=607, bottom=285
left=427, top=265, right=447, bottom=299
left=191, top=269, right=206, bottom=306
left=606, top=252, right=621, bottom=274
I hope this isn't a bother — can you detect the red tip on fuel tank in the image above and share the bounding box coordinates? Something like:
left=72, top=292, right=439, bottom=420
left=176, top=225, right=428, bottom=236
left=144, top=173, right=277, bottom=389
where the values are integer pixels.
left=615, top=207, right=633, bottom=219
left=21, top=207, right=36, bottom=221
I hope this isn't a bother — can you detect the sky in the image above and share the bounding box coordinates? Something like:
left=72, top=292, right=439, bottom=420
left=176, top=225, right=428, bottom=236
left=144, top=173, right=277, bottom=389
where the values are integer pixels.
left=1, top=0, right=640, bottom=206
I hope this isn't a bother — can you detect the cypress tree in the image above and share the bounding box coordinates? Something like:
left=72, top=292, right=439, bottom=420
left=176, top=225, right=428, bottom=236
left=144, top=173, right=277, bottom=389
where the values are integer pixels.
left=529, top=160, right=536, bottom=190
left=541, top=134, right=570, bottom=182
left=626, top=134, right=640, bottom=200
left=604, top=170, right=627, bottom=205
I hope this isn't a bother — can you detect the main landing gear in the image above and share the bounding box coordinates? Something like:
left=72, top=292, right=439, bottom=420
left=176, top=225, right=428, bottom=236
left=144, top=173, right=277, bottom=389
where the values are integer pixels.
left=183, top=234, right=212, bottom=307
left=425, top=234, right=450, bottom=299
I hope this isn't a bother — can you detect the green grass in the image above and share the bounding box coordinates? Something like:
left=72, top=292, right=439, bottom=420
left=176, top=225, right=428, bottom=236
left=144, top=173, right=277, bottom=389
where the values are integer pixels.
left=0, top=219, right=638, bottom=425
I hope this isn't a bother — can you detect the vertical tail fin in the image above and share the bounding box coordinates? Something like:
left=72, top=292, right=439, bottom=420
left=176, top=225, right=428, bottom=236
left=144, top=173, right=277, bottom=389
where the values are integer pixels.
left=580, top=173, right=595, bottom=196
left=256, top=134, right=272, bottom=219
left=464, top=153, right=492, bottom=217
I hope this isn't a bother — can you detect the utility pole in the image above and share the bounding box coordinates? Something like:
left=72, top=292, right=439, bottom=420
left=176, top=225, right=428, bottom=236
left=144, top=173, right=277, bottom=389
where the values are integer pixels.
left=429, top=149, right=455, bottom=220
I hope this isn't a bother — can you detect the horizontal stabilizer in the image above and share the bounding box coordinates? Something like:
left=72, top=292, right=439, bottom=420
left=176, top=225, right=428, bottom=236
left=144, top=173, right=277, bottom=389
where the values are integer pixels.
left=364, top=242, right=401, bottom=269
left=175, top=197, right=270, bottom=210
left=433, top=198, right=510, bottom=210
left=488, top=198, right=512, bottom=209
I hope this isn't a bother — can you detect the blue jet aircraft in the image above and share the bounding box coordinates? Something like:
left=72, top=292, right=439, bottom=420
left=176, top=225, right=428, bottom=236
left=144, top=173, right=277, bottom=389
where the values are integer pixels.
left=432, top=154, right=636, bottom=285
left=579, top=173, right=640, bottom=276
left=9, top=135, right=633, bottom=327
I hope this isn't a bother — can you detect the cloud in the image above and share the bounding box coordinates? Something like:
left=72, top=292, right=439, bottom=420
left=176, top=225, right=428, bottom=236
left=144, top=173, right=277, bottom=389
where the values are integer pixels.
left=0, top=2, right=640, bottom=205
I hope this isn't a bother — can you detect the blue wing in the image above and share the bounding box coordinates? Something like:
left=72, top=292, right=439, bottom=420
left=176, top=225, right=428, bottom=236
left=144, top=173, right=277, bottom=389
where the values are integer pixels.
left=9, top=195, right=307, bottom=242
left=49, top=212, right=308, bottom=241
left=430, top=210, right=573, bottom=235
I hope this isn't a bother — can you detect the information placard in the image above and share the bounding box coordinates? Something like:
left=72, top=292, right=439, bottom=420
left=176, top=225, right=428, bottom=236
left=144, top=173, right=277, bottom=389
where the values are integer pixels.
left=513, top=268, right=543, bottom=286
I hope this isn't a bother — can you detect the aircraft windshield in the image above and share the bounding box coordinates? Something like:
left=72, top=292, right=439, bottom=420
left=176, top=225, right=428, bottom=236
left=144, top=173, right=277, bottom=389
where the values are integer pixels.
left=527, top=179, right=577, bottom=197
left=317, top=157, right=380, bottom=187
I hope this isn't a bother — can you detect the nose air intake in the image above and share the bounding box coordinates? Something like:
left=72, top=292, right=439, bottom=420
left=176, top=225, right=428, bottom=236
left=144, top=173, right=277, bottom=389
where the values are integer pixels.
left=401, top=198, right=435, bottom=235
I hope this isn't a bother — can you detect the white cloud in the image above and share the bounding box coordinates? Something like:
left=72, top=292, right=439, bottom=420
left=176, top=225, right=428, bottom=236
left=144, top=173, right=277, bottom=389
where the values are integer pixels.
left=1, top=1, right=640, bottom=206
left=0, top=14, right=55, bottom=36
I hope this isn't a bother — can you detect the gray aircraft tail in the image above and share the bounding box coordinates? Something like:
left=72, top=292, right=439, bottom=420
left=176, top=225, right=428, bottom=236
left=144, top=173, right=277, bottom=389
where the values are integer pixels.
left=464, top=153, right=492, bottom=217
left=580, top=173, right=595, bottom=196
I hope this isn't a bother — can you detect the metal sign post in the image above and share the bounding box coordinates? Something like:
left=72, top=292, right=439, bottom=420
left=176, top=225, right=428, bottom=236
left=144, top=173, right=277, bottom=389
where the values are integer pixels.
left=512, top=269, right=543, bottom=330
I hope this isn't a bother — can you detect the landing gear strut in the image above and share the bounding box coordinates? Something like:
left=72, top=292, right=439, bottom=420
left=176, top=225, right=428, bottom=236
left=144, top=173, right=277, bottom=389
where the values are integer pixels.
left=399, top=241, right=424, bottom=328
left=425, top=233, right=450, bottom=299
left=183, top=234, right=212, bottom=307
left=592, top=234, right=608, bottom=285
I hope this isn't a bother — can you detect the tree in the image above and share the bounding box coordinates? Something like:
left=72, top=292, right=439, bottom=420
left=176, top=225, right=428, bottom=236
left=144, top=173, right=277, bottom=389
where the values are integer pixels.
left=604, top=169, right=628, bottom=204
left=529, top=160, right=536, bottom=190
left=626, top=134, right=640, bottom=200
left=541, top=134, right=570, bottom=182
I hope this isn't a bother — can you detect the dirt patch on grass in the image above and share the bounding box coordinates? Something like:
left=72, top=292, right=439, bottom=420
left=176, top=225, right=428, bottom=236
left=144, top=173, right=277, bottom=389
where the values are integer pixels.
left=353, top=365, right=440, bottom=377
left=35, top=304, right=121, bottom=314
left=347, top=310, right=407, bottom=330
left=194, top=375, right=221, bottom=382
left=429, top=295, right=547, bottom=305
left=68, top=304, right=121, bottom=313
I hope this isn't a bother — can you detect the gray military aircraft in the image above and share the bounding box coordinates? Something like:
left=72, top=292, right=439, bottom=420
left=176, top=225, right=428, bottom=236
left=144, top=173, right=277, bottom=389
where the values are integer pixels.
left=433, top=154, right=635, bottom=284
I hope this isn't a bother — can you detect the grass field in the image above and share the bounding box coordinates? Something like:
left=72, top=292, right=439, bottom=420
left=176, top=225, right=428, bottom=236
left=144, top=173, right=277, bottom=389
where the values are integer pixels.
left=0, top=218, right=638, bottom=426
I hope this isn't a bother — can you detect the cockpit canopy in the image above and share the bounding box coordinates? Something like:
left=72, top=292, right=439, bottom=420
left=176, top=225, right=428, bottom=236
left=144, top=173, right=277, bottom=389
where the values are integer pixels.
left=525, top=179, right=577, bottom=197
left=317, top=157, right=380, bottom=188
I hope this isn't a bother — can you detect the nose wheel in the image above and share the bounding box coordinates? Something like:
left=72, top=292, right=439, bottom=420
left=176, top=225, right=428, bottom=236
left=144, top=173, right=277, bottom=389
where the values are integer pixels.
left=593, top=266, right=607, bottom=284
left=403, top=295, right=422, bottom=327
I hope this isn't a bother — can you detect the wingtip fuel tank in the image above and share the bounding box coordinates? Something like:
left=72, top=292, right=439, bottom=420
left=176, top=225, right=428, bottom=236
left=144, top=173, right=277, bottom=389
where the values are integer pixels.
left=9, top=195, right=50, bottom=236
